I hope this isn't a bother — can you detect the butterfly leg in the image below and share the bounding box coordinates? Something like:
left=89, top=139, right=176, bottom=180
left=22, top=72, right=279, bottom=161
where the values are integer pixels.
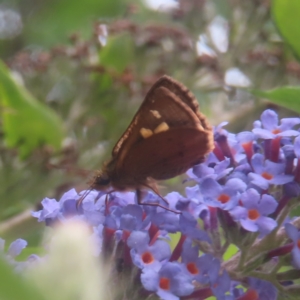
left=76, top=188, right=93, bottom=210
left=142, top=179, right=169, bottom=205
left=136, top=189, right=181, bottom=214
left=105, top=193, right=110, bottom=215
left=103, top=190, right=117, bottom=215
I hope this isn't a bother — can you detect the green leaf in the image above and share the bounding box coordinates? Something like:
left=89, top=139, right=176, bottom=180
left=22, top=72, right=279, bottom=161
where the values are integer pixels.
left=0, top=60, right=64, bottom=159
left=212, top=0, right=232, bottom=19
left=223, top=243, right=238, bottom=261
left=23, top=0, right=126, bottom=47
left=99, top=33, right=134, bottom=73
left=290, top=205, right=300, bottom=217
left=251, top=87, right=300, bottom=114
left=272, top=0, right=300, bottom=59
left=0, top=257, right=45, bottom=300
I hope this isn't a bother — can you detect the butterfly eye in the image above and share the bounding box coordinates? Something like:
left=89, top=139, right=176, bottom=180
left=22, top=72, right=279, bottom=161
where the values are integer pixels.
left=95, top=174, right=111, bottom=186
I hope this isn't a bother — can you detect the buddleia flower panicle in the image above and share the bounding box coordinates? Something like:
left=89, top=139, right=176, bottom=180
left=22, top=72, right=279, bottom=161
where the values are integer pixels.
left=4, top=109, right=300, bottom=300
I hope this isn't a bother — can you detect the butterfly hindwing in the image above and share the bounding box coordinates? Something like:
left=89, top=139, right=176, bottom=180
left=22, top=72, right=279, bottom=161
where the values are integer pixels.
left=118, top=127, right=210, bottom=180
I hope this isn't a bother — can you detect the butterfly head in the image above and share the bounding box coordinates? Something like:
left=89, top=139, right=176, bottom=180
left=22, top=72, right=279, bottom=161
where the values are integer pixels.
left=76, top=166, right=112, bottom=210
left=90, top=159, right=116, bottom=191
left=91, top=170, right=111, bottom=190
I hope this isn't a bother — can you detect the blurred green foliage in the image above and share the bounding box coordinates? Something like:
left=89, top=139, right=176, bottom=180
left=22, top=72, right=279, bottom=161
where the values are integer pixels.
left=252, top=87, right=300, bottom=114
left=0, top=0, right=300, bottom=246
left=0, top=256, right=46, bottom=300
left=0, top=60, right=64, bottom=158
left=272, top=0, right=300, bottom=60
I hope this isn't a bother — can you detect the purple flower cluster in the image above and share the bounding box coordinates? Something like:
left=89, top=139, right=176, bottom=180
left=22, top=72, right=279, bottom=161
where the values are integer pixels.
left=31, top=109, right=300, bottom=300
left=0, top=238, right=40, bottom=272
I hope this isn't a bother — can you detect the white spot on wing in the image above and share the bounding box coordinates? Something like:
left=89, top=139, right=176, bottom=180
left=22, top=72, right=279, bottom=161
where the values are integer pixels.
left=150, top=110, right=161, bottom=119
left=154, top=122, right=169, bottom=134
left=140, top=128, right=153, bottom=138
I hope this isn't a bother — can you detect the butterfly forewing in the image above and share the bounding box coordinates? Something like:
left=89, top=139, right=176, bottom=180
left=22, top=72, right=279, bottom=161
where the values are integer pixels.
left=110, top=76, right=213, bottom=185
left=114, top=86, right=205, bottom=166
left=112, top=75, right=210, bottom=157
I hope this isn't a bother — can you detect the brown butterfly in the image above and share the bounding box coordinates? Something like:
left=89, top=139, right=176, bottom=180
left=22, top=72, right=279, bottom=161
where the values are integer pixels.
left=82, top=75, right=214, bottom=211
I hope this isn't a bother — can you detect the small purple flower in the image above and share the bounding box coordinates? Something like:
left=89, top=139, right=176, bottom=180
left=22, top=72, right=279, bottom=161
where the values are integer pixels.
left=184, top=185, right=209, bottom=219
left=8, top=239, right=27, bottom=258
left=293, top=136, right=300, bottom=184
left=200, top=177, right=246, bottom=210
left=294, top=135, right=300, bottom=158
left=211, top=270, right=231, bottom=299
left=214, top=121, right=229, bottom=135
left=127, top=231, right=171, bottom=271
left=136, top=191, right=175, bottom=213
left=181, top=239, right=220, bottom=284
left=110, top=191, right=136, bottom=207
left=31, top=197, right=61, bottom=224
left=165, top=192, right=187, bottom=211
left=186, top=163, right=215, bottom=181
left=237, top=131, right=256, bottom=144
left=225, top=133, right=247, bottom=163
left=248, top=153, right=294, bottom=190
left=141, top=262, right=194, bottom=299
left=285, top=223, right=300, bottom=269
left=179, top=212, right=210, bottom=242
left=32, top=189, right=85, bottom=224
left=61, top=188, right=83, bottom=215
left=187, top=157, right=233, bottom=182
left=0, top=238, right=40, bottom=272
left=81, top=192, right=106, bottom=226
left=252, top=109, right=300, bottom=139
left=120, top=204, right=150, bottom=231
left=150, top=210, right=180, bottom=233
left=236, top=131, right=257, bottom=162
left=33, top=189, right=106, bottom=226
left=248, top=277, right=278, bottom=300
left=230, top=188, right=277, bottom=235
left=0, top=238, right=28, bottom=259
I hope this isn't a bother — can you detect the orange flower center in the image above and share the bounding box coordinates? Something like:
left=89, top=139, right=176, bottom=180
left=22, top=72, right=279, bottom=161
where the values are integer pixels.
left=248, top=209, right=260, bottom=220
left=218, top=194, right=230, bottom=203
left=142, top=251, right=154, bottom=264
left=159, top=277, right=170, bottom=290
left=261, top=172, right=273, bottom=180
left=242, top=141, right=253, bottom=152
left=241, top=289, right=259, bottom=300
left=187, top=262, right=199, bottom=275
left=272, top=128, right=281, bottom=134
